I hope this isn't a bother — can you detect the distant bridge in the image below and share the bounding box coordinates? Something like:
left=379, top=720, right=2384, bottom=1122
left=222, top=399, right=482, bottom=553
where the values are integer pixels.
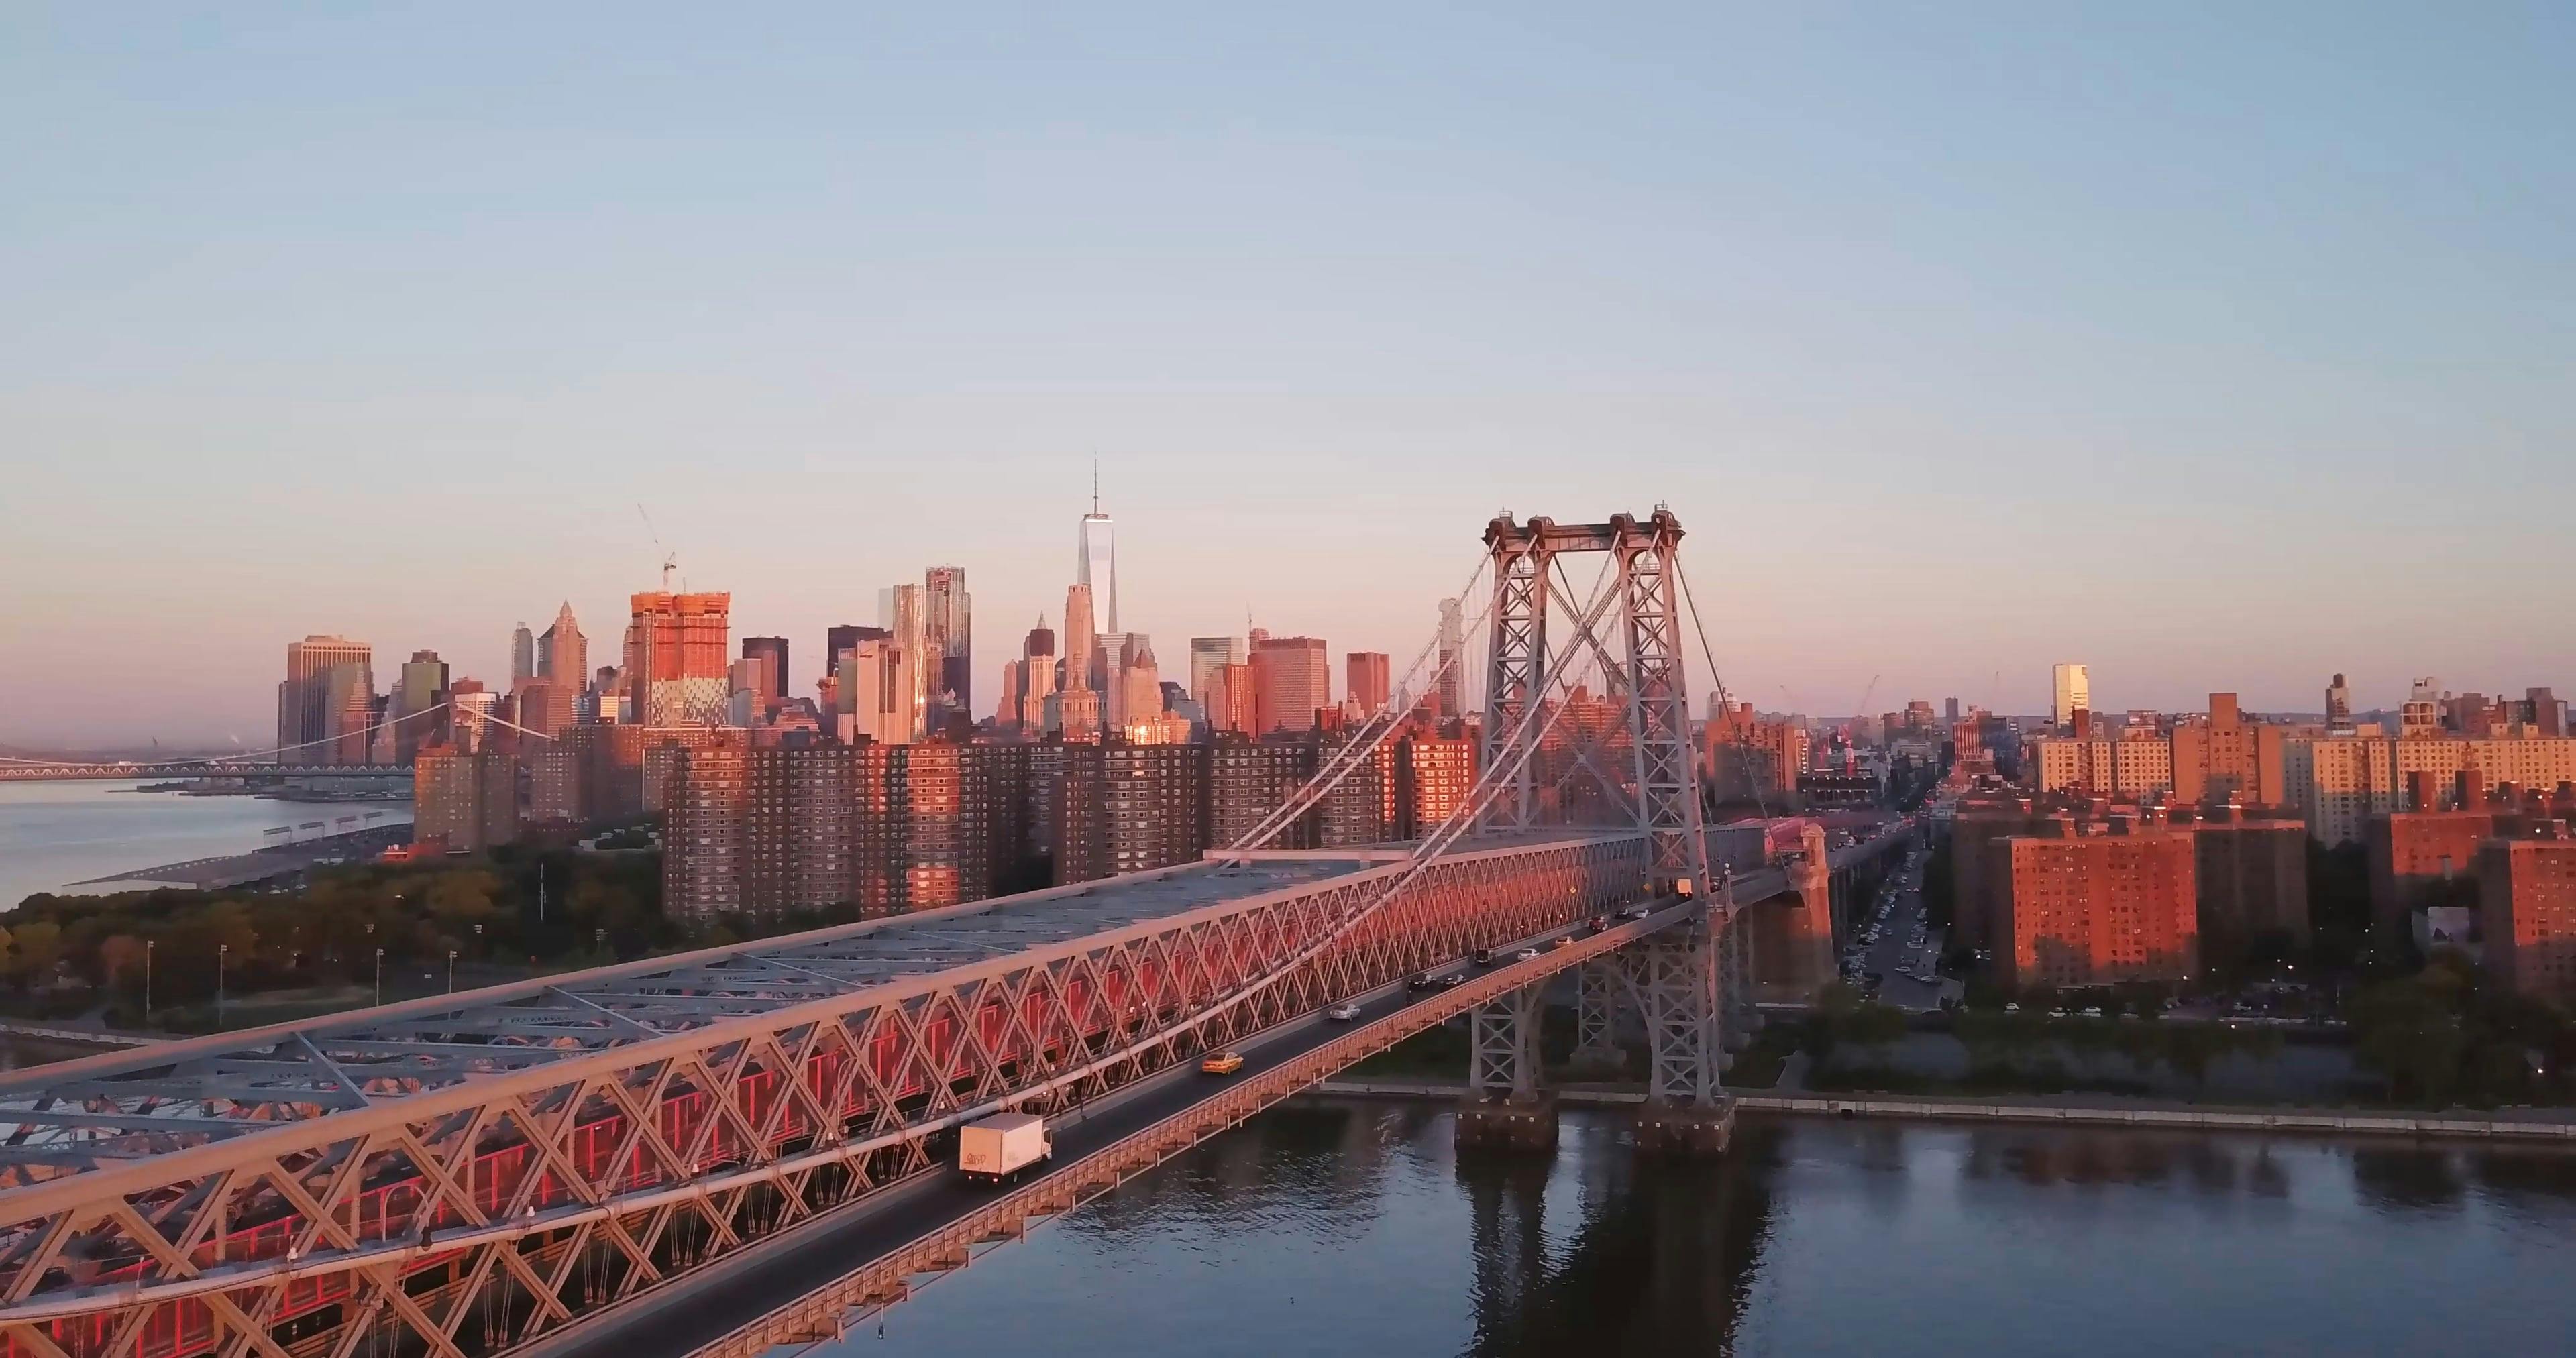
left=0, top=762, right=411, bottom=782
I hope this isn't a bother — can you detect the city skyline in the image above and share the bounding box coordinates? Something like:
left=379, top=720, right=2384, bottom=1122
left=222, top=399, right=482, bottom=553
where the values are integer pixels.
left=6, top=470, right=2570, bottom=750
left=7, top=7, right=2574, bottom=744
left=7, top=499, right=2571, bottom=752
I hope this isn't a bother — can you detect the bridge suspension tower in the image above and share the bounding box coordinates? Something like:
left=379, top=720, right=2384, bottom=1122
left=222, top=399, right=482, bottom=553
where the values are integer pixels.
left=1464, top=508, right=1739, bottom=1155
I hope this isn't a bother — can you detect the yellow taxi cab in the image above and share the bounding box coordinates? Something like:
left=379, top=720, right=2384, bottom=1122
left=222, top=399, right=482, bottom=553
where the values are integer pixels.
left=1200, top=1051, right=1246, bottom=1076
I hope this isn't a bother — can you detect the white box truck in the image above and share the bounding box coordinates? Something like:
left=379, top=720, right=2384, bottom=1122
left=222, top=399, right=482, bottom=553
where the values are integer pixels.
left=957, top=1112, right=1052, bottom=1186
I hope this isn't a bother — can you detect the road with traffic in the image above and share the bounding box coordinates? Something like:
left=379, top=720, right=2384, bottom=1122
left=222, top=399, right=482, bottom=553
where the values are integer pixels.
left=1841, top=834, right=1955, bottom=1011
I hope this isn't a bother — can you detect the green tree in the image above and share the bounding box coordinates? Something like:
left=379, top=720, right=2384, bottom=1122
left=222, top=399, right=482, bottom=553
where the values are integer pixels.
left=426, top=871, right=502, bottom=931
left=1826, top=997, right=1909, bottom=1069
left=97, top=935, right=148, bottom=1003
left=11, top=921, right=62, bottom=985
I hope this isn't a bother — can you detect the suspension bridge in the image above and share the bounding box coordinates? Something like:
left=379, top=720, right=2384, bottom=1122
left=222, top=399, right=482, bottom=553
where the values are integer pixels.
left=0, top=508, right=1909, bottom=1358
left=0, top=765, right=409, bottom=784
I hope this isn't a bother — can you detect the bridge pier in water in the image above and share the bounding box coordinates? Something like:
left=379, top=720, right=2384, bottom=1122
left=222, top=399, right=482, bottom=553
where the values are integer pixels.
left=1625, top=913, right=1737, bottom=1156
left=1456, top=908, right=1739, bottom=1159
left=1457, top=978, right=1559, bottom=1151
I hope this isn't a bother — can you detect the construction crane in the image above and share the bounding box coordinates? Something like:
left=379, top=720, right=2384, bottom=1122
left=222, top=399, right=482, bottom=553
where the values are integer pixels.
left=1830, top=673, right=1884, bottom=772
left=636, top=504, right=679, bottom=591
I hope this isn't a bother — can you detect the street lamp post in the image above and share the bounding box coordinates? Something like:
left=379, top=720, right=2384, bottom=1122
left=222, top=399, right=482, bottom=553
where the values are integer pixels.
left=447, top=950, right=458, bottom=994
left=374, top=947, right=385, bottom=1007
left=143, top=940, right=154, bottom=1019
left=216, top=944, right=228, bottom=1029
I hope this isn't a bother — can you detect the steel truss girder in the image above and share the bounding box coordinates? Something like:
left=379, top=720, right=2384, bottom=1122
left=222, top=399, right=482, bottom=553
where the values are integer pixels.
left=1479, top=520, right=1552, bottom=833
left=1572, top=960, right=1620, bottom=1065
left=1613, top=511, right=1713, bottom=895
left=0, top=836, right=1652, bottom=1358
left=1466, top=984, right=1546, bottom=1103
left=685, top=897, right=1697, bottom=1358
left=1616, top=916, right=1727, bottom=1108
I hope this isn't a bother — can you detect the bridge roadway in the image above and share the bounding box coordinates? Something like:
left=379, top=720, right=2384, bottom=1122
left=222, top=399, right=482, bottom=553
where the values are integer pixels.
left=531, top=894, right=1723, bottom=1358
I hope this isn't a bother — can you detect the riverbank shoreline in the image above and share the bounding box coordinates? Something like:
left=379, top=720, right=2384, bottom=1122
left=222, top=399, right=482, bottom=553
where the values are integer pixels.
left=1305, top=1079, right=2576, bottom=1142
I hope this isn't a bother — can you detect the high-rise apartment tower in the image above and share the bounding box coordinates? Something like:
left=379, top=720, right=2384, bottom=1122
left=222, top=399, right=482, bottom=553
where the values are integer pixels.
left=2051, top=663, right=2091, bottom=728
left=624, top=591, right=731, bottom=727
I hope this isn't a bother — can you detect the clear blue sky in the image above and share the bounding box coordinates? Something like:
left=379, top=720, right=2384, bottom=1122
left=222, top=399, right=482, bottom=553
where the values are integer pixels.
left=4, top=4, right=2571, bottom=747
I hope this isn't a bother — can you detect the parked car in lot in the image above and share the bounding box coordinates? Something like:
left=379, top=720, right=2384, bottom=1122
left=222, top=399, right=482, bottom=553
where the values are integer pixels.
left=1327, top=1002, right=1362, bottom=1021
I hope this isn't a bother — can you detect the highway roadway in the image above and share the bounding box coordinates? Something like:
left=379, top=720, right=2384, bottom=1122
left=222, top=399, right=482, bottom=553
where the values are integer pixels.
left=1842, top=836, right=1955, bottom=1011
left=525, top=913, right=1613, bottom=1358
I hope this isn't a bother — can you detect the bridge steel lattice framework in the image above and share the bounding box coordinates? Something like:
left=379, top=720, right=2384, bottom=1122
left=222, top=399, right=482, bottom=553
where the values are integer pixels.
left=1467, top=509, right=1736, bottom=1152
left=0, top=836, right=1646, bottom=1358
left=680, top=888, right=1725, bottom=1358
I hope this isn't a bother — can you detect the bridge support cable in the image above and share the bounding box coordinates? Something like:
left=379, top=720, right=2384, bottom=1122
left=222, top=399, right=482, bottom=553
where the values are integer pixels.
left=987, top=563, right=1629, bottom=1118
left=1222, top=553, right=1492, bottom=857
left=1675, top=548, right=1768, bottom=822
left=1537, top=555, right=1638, bottom=808
left=1674, top=555, right=1764, bottom=1031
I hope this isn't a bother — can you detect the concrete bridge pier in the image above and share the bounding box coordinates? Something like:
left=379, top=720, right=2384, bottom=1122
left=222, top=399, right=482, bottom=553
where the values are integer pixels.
left=1735, top=829, right=1841, bottom=1006
left=1456, top=980, right=1560, bottom=1151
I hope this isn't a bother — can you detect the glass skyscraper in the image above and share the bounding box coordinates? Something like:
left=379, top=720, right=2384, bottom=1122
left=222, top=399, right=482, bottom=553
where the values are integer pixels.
left=1079, top=469, right=1116, bottom=634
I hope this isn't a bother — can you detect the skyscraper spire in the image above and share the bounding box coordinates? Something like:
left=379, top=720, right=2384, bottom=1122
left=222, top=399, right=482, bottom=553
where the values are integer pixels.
left=1079, top=468, right=1117, bottom=634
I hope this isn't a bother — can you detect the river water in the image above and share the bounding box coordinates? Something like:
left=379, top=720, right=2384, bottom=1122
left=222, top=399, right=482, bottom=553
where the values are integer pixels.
left=0, top=780, right=409, bottom=910
left=834, top=1102, right=2576, bottom=1357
